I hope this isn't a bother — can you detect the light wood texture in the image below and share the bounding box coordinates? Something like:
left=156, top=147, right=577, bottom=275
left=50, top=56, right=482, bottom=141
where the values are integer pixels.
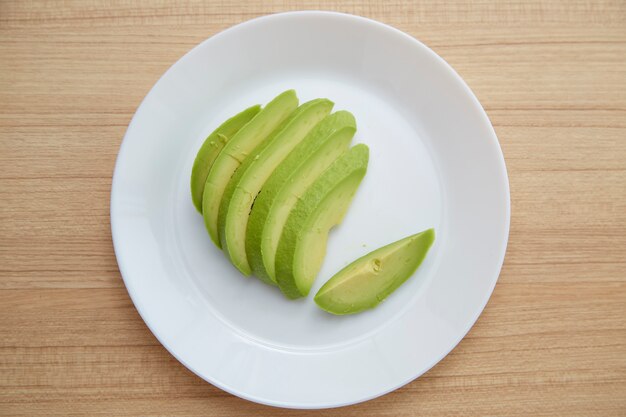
left=1, top=1, right=625, bottom=415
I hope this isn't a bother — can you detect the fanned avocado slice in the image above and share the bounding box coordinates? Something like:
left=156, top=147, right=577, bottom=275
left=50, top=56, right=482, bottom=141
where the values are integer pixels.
left=314, top=229, right=435, bottom=315
left=275, top=144, right=369, bottom=298
left=202, top=90, right=298, bottom=247
left=246, top=111, right=357, bottom=285
left=218, top=98, right=334, bottom=275
left=190, top=105, right=261, bottom=212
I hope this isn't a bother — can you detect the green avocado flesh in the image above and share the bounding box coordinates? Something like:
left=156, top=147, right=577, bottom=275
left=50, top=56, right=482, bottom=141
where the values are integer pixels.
left=246, top=111, right=357, bottom=285
left=202, top=90, right=298, bottom=247
left=190, top=105, right=261, bottom=213
left=218, top=98, right=334, bottom=275
left=275, top=144, right=369, bottom=299
left=314, top=228, right=435, bottom=315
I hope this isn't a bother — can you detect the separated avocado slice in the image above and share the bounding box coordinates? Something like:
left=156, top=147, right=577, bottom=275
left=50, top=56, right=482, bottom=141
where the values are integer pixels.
left=218, top=99, right=334, bottom=275
left=314, top=229, right=435, bottom=315
left=190, top=105, right=261, bottom=212
left=275, top=144, right=369, bottom=298
left=202, top=90, right=298, bottom=247
left=246, top=111, right=357, bottom=285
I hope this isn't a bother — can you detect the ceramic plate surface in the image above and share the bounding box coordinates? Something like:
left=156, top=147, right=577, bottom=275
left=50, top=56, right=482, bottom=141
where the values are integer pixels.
left=111, top=11, right=510, bottom=409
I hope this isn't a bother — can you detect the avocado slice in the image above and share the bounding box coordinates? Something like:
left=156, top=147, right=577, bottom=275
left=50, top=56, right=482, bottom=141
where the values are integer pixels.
left=275, top=144, right=369, bottom=298
left=202, top=90, right=298, bottom=247
left=190, top=105, right=261, bottom=212
left=218, top=99, right=334, bottom=275
left=246, top=111, right=357, bottom=285
left=314, top=229, right=435, bottom=315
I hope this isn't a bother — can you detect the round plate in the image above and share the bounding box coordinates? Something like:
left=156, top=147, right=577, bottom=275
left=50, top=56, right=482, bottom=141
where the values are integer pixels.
left=111, top=11, right=510, bottom=409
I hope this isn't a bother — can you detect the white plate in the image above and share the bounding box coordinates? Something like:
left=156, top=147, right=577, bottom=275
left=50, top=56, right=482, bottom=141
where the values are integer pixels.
left=111, top=11, right=510, bottom=409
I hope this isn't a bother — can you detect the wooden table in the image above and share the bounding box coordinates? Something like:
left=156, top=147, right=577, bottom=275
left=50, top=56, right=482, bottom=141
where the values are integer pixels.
left=2, top=1, right=625, bottom=415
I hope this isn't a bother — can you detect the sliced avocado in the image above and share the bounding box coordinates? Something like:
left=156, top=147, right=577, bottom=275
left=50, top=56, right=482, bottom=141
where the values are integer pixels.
left=190, top=105, right=261, bottom=212
left=202, top=90, right=298, bottom=247
left=218, top=99, right=334, bottom=275
left=246, top=111, right=357, bottom=285
left=275, top=144, right=369, bottom=298
left=314, top=229, right=435, bottom=315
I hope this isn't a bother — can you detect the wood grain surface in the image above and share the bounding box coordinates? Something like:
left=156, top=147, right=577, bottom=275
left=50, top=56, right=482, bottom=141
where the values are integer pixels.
left=1, top=1, right=625, bottom=416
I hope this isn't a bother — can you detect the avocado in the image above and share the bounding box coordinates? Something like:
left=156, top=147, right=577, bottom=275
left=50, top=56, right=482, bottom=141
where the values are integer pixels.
left=202, top=90, right=298, bottom=247
left=218, top=99, right=334, bottom=275
left=314, top=228, right=435, bottom=315
left=190, top=105, right=261, bottom=212
left=275, top=144, right=369, bottom=298
left=246, top=111, right=357, bottom=285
